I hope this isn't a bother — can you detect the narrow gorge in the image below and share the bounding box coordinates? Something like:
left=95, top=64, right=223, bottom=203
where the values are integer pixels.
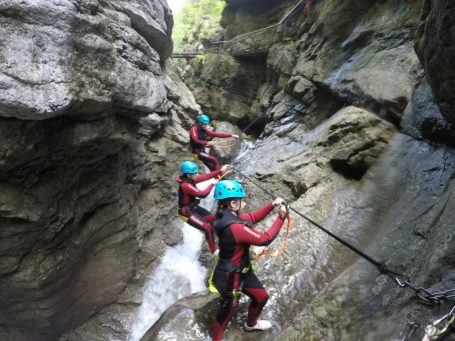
left=0, top=1, right=454, bottom=341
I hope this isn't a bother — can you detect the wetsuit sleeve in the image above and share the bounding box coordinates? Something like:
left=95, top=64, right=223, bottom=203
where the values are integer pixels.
left=190, top=126, right=208, bottom=147
left=206, top=130, right=233, bottom=138
left=238, top=203, right=274, bottom=224
left=193, top=170, right=221, bottom=183
left=181, top=182, right=214, bottom=198
left=231, top=216, right=284, bottom=246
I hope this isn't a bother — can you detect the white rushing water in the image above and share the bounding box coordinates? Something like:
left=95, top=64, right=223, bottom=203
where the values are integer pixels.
left=128, top=188, right=214, bottom=341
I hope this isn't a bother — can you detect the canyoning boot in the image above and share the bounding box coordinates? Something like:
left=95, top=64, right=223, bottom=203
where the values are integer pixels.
left=243, top=320, right=272, bottom=332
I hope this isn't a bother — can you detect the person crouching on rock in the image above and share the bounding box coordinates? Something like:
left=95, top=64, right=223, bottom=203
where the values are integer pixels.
left=190, top=114, right=239, bottom=172
left=176, top=161, right=230, bottom=254
left=211, top=179, right=288, bottom=340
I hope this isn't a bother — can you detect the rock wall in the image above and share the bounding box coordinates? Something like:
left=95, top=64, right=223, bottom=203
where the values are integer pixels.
left=181, top=53, right=267, bottom=124
left=416, top=0, right=455, bottom=128
left=0, top=1, right=199, bottom=340
left=3, top=0, right=455, bottom=340
left=0, top=0, right=173, bottom=120
left=221, top=0, right=292, bottom=38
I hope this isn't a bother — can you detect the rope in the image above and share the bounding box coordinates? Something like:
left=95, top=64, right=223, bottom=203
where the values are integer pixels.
left=256, top=214, right=293, bottom=259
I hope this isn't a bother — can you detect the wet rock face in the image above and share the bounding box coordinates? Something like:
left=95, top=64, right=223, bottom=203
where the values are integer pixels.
left=296, top=0, right=424, bottom=123
left=0, top=116, right=142, bottom=340
left=322, top=107, right=395, bottom=180
left=209, top=121, right=242, bottom=165
left=0, top=1, right=197, bottom=340
left=140, top=292, right=218, bottom=341
left=276, top=135, right=455, bottom=341
left=0, top=0, right=173, bottom=120
left=416, top=0, right=455, bottom=126
left=185, top=0, right=425, bottom=137
left=401, top=79, right=455, bottom=144
left=221, top=0, right=291, bottom=38
left=184, top=53, right=267, bottom=123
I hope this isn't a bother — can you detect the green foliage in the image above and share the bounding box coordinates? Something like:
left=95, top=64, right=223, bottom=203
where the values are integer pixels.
left=173, top=0, right=225, bottom=51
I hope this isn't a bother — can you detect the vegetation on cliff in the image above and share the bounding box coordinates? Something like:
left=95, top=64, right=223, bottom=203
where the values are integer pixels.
left=172, top=0, right=225, bottom=50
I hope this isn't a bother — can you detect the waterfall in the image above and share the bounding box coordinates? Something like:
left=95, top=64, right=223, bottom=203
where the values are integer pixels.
left=128, top=188, right=214, bottom=341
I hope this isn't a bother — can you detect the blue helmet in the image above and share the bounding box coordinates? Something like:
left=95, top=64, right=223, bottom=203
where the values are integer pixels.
left=181, top=161, right=198, bottom=174
left=214, top=180, right=246, bottom=200
left=198, top=114, right=210, bottom=125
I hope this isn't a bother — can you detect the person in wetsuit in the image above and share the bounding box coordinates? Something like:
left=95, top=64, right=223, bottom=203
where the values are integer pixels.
left=210, top=179, right=288, bottom=340
left=190, top=114, right=239, bottom=172
left=176, top=161, right=230, bottom=254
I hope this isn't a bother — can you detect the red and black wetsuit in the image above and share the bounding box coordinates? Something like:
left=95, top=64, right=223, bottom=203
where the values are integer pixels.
left=190, top=123, right=233, bottom=172
left=211, top=204, right=284, bottom=341
left=176, top=170, right=221, bottom=253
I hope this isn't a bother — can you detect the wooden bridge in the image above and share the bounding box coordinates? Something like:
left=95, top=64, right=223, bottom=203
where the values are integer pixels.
left=172, top=0, right=308, bottom=59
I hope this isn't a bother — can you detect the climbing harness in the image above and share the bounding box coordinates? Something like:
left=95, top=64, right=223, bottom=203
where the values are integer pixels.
left=208, top=259, right=251, bottom=295
left=422, top=304, right=455, bottom=341
left=230, top=166, right=455, bottom=306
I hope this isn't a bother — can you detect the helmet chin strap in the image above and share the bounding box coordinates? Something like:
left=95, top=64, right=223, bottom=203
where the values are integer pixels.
left=233, top=198, right=242, bottom=214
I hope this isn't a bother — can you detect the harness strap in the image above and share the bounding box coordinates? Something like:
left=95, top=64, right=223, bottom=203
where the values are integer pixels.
left=217, top=259, right=250, bottom=273
left=208, top=260, right=250, bottom=296
left=177, top=201, right=200, bottom=216
left=177, top=213, right=189, bottom=222
left=230, top=272, right=242, bottom=297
